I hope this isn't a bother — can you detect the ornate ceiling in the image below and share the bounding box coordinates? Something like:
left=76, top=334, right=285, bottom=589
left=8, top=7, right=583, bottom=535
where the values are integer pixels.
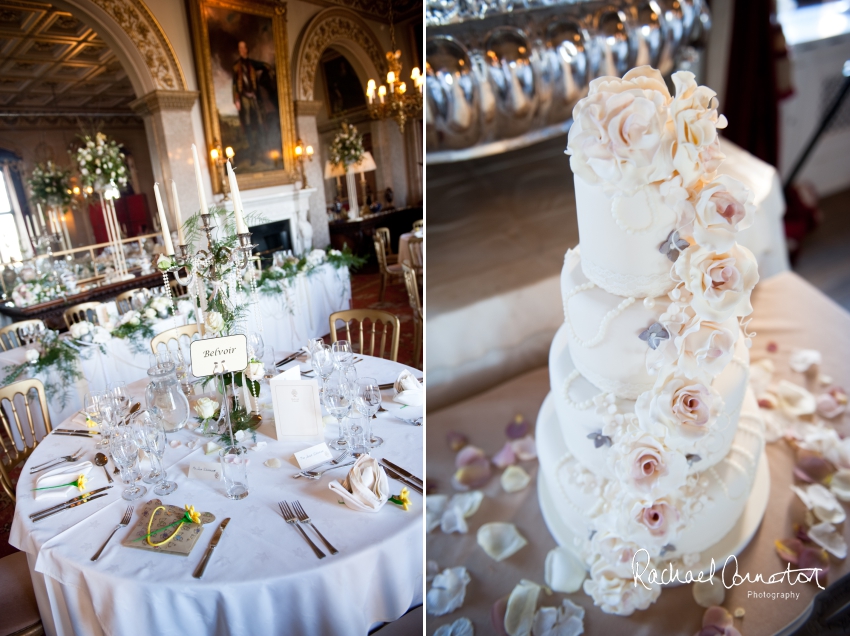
left=304, top=0, right=422, bottom=23
left=0, top=1, right=135, bottom=114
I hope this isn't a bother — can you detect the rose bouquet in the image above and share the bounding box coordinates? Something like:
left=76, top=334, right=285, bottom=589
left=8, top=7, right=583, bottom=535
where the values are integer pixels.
left=74, top=132, right=128, bottom=191
left=328, top=122, right=364, bottom=168
left=28, top=161, right=72, bottom=207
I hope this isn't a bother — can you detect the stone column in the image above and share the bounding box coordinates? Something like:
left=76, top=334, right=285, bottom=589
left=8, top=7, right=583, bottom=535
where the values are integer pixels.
left=295, top=99, right=330, bottom=249
left=130, top=90, right=200, bottom=232
left=372, top=119, right=409, bottom=208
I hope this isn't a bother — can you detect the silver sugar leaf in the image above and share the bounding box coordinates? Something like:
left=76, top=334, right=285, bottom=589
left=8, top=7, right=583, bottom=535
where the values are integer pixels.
left=659, top=230, right=690, bottom=262
left=639, top=322, right=670, bottom=350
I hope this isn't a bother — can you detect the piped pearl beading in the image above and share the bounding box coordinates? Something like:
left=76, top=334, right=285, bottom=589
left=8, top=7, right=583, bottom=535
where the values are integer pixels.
left=562, top=369, right=601, bottom=410
left=562, top=282, right=636, bottom=348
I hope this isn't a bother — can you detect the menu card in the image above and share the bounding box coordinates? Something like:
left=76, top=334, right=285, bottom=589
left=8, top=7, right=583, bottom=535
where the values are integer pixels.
left=269, top=377, right=323, bottom=440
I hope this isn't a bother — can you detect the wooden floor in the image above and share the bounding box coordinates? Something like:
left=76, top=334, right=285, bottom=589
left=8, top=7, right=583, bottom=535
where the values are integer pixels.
left=794, top=187, right=850, bottom=312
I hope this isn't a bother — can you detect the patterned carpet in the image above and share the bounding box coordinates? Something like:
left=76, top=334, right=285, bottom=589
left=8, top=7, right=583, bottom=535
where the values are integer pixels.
left=0, top=270, right=417, bottom=559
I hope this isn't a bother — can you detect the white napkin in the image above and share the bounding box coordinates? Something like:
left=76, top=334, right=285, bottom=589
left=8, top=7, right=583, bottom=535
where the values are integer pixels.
left=34, top=461, right=93, bottom=500
left=328, top=455, right=389, bottom=512
left=300, top=346, right=312, bottom=359
left=393, top=370, right=423, bottom=406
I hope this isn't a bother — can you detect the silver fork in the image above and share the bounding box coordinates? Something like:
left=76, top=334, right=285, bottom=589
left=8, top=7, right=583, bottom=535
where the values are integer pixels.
left=394, top=414, right=422, bottom=426
left=279, top=501, right=325, bottom=559
left=293, top=450, right=351, bottom=479
left=30, top=447, right=84, bottom=474
left=293, top=500, right=338, bottom=555
left=301, top=459, right=357, bottom=480
left=90, top=506, right=133, bottom=561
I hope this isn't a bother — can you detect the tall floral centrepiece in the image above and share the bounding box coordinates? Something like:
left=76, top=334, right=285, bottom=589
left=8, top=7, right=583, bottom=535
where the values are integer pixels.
left=28, top=161, right=72, bottom=208
left=328, top=122, right=364, bottom=170
left=74, top=132, right=128, bottom=192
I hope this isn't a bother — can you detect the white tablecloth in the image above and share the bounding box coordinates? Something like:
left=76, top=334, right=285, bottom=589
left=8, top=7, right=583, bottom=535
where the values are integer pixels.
left=10, top=356, right=423, bottom=636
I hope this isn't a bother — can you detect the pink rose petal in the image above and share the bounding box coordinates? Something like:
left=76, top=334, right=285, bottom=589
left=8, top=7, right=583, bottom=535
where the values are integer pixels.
left=452, top=458, right=491, bottom=490
left=775, top=537, right=804, bottom=564
left=798, top=546, right=830, bottom=575
left=492, top=442, right=516, bottom=469
left=702, top=606, right=733, bottom=629
left=767, top=341, right=778, bottom=353
left=490, top=596, right=509, bottom=636
left=455, top=445, right=486, bottom=468
left=511, top=435, right=537, bottom=461
left=794, top=452, right=836, bottom=484
left=506, top=415, right=529, bottom=439
left=447, top=431, right=469, bottom=452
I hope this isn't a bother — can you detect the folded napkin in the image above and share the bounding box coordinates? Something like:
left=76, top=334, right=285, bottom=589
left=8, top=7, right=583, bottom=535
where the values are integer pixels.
left=329, top=455, right=389, bottom=512
left=34, top=461, right=93, bottom=500
left=393, top=370, right=423, bottom=406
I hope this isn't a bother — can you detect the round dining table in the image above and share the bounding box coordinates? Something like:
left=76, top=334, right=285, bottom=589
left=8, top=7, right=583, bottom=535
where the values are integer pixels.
left=397, top=231, right=423, bottom=268
left=10, top=355, right=423, bottom=636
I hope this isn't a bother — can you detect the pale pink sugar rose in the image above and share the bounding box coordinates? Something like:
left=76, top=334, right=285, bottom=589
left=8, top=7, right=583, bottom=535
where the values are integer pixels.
left=590, top=530, right=644, bottom=579
left=633, top=498, right=679, bottom=542
left=692, top=175, right=755, bottom=252
left=582, top=554, right=661, bottom=616
left=609, top=425, right=688, bottom=498
left=674, top=243, right=759, bottom=323
left=669, top=71, right=728, bottom=188
left=663, top=307, right=738, bottom=381
left=567, top=66, right=674, bottom=194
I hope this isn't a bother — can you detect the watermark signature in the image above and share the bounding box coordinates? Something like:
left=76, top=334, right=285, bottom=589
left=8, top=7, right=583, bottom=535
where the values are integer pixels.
left=631, top=549, right=824, bottom=591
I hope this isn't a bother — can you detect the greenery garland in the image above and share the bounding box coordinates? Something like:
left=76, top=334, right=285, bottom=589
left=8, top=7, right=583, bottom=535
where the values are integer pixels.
left=1, top=331, right=82, bottom=409
left=111, top=317, right=156, bottom=355
left=28, top=161, right=72, bottom=207
left=10, top=271, right=75, bottom=307
left=256, top=245, right=365, bottom=297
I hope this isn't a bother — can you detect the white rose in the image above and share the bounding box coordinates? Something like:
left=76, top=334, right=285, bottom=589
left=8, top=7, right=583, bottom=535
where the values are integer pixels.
left=194, top=397, right=219, bottom=420
left=675, top=244, right=759, bottom=322
left=675, top=312, right=738, bottom=380
left=205, top=311, right=224, bottom=333
left=609, top=425, right=689, bottom=498
left=69, top=321, right=91, bottom=339
left=307, top=249, right=325, bottom=267
left=245, top=360, right=265, bottom=381
left=692, top=175, right=755, bottom=252
left=567, top=66, right=674, bottom=194
left=91, top=326, right=111, bottom=344
left=669, top=71, right=728, bottom=187
left=583, top=554, right=661, bottom=616
left=143, top=307, right=157, bottom=320
left=635, top=372, right=722, bottom=451
left=127, top=310, right=141, bottom=326
left=25, top=348, right=40, bottom=363
left=622, top=496, right=680, bottom=550
left=329, top=249, right=341, bottom=256
left=589, top=530, right=646, bottom=579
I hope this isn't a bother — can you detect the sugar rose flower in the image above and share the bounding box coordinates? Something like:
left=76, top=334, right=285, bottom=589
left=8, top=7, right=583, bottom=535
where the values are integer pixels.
left=692, top=175, right=755, bottom=252
left=626, top=497, right=679, bottom=548
left=589, top=530, right=644, bottom=579
left=583, top=554, right=661, bottom=616
left=609, top=426, right=688, bottom=498
left=675, top=313, right=738, bottom=380
left=675, top=244, right=759, bottom=323
left=669, top=71, right=727, bottom=187
left=636, top=372, right=722, bottom=451
left=567, top=66, right=674, bottom=194
left=205, top=311, right=224, bottom=333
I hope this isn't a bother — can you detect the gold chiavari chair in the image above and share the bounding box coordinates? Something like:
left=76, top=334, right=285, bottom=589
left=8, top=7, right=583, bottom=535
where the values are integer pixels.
left=329, top=309, right=400, bottom=362
left=374, top=227, right=397, bottom=264
left=150, top=323, right=201, bottom=355
left=405, top=236, right=423, bottom=279
left=63, top=301, right=102, bottom=329
left=402, top=264, right=422, bottom=368
left=0, top=378, right=51, bottom=502
left=412, top=219, right=423, bottom=233
left=373, top=234, right=404, bottom=302
left=114, top=288, right=143, bottom=315
left=0, top=319, right=45, bottom=351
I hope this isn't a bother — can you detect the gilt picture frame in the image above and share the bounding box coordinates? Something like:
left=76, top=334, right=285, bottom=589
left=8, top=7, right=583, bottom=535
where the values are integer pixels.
left=188, top=0, right=297, bottom=192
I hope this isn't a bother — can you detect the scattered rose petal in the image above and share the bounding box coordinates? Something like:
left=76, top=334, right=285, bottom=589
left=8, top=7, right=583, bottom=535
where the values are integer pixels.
left=790, top=349, right=822, bottom=374
left=456, top=445, right=486, bottom=468
left=453, top=458, right=492, bottom=490
left=506, top=415, right=529, bottom=440
left=427, top=495, right=448, bottom=533
left=749, top=358, right=775, bottom=396
left=441, top=506, right=469, bottom=534
left=440, top=491, right=485, bottom=534
left=504, top=580, right=542, bottom=636
left=531, top=599, right=585, bottom=636
left=699, top=606, right=741, bottom=636
left=758, top=395, right=777, bottom=410
left=693, top=577, right=725, bottom=608
left=544, top=547, right=586, bottom=593
left=767, top=341, right=778, bottom=353
left=264, top=458, right=281, bottom=468
left=186, top=440, right=197, bottom=449
left=807, top=521, right=847, bottom=558
left=830, top=469, right=850, bottom=501
left=234, top=430, right=246, bottom=441
left=501, top=465, right=531, bottom=493
left=733, top=608, right=745, bottom=619
left=817, top=387, right=848, bottom=419
left=791, top=483, right=847, bottom=523
left=478, top=522, right=528, bottom=562
left=512, top=435, right=537, bottom=461
left=251, top=441, right=268, bottom=451
left=447, top=431, right=469, bottom=452
left=775, top=537, right=804, bottom=564
left=820, top=374, right=834, bottom=386
left=797, top=546, right=830, bottom=575
left=775, top=380, right=817, bottom=418
left=169, top=439, right=181, bottom=448
left=434, top=617, right=474, bottom=636
left=204, top=442, right=220, bottom=455
left=427, top=567, right=471, bottom=616
left=493, top=442, right=517, bottom=469
left=427, top=560, right=439, bottom=583
left=794, top=451, right=836, bottom=484
left=491, top=597, right=510, bottom=636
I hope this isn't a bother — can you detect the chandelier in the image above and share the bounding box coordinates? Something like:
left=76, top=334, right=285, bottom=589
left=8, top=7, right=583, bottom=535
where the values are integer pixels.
left=365, top=2, right=422, bottom=133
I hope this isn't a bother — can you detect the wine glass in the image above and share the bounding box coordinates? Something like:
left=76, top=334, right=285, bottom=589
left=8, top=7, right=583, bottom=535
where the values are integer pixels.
left=109, top=428, right=146, bottom=501
left=306, top=337, right=324, bottom=356
left=84, top=391, right=106, bottom=447
left=331, top=340, right=353, bottom=370
left=134, top=410, right=177, bottom=495
left=247, top=332, right=265, bottom=360
left=311, top=345, right=335, bottom=384
left=323, top=371, right=352, bottom=451
left=110, top=382, right=131, bottom=420
left=355, top=377, right=383, bottom=448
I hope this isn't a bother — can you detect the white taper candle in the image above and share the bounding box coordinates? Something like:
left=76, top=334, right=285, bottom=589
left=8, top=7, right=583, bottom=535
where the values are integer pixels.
left=192, top=144, right=208, bottom=216
left=171, top=180, right=185, bottom=246
left=226, top=161, right=249, bottom=234
left=153, top=182, right=174, bottom=255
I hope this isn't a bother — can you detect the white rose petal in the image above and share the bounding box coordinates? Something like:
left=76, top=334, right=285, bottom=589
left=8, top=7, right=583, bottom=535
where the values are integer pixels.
left=544, top=547, right=587, bottom=594
left=505, top=579, right=543, bottom=636
left=807, top=521, right=848, bottom=558
left=502, top=465, right=531, bottom=493
left=829, top=469, right=850, bottom=501
left=434, top=617, right=474, bottom=636
left=750, top=359, right=775, bottom=396
left=204, top=442, right=220, bottom=455
left=440, top=506, right=469, bottom=534
left=477, top=522, right=528, bottom=562
left=426, top=567, right=471, bottom=616
left=427, top=494, right=448, bottom=533
left=250, top=441, right=268, bottom=451
left=169, top=439, right=181, bottom=448
left=775, top=380, right=817, bottom=418
left=531, top=599, right=585, bottom=636
left=790, top=349, right=822, bottom=374
left=791, top=483, right=846, bottom=524
left=692, top=576, right=725, bottom=608
left=440, top=491, right=484, bottom=534
left=235, top=430, right=246, bottom=441
left=264, top=458, right=281, bottom=468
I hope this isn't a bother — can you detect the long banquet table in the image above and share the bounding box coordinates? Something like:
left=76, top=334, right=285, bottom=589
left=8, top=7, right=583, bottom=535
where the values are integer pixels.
left=426, top=271, right=850, bottom=636
left=11, top=355, right=423, bottom=636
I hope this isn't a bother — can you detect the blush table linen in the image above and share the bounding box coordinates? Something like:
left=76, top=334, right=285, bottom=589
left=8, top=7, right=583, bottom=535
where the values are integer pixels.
left=426, top=271, right=850, bottom=636
left=11, top=355, right=422, bottom=636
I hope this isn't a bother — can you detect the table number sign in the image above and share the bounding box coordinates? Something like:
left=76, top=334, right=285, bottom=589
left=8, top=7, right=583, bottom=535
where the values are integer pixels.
left=190, top=334, right=248, bottom=377
left=269, top=377, right=323, bottom=440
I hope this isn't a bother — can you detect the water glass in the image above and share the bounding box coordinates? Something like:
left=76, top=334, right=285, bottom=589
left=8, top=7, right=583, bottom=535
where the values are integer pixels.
left=248, top=332, right=265, bottom=360
left=346, top=412, right=368, bottom=455
left=355, top=377, right=383, bottom=448
left=331, top=340, right=353, bottom=369
left=323, top=372, right=352, bottom=451
left=109, top=428, right=146, bottom=501
left=83, top=391, right=106, bottom=446
left=110, top=382, right=130, bottom=418
left=219, top=446, right=249, bottom=500
left=312, top=344, right=335, bottom=383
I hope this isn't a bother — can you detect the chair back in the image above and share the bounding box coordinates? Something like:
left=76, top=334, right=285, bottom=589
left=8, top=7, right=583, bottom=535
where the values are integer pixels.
left=412, top=219, right=423, bottom=232
left=114, top=288, right=142, bottom=315
left=170, top=277, right=188, bottom=298
left=406, top=236, right=423, bottom=272
left=63, top=302, right=102, bottom=329
left=329, top=309, right=400, bottom=362
left=150, top=323, right=200, bottom=354
left=0, top=319, right=45, bottom=351
left=402, top=264, right=422, bottom=320
left=373, top=235, right=391, bottom=276
left=375, top=227, right=394, bottom=256
left=0, top=378, right=51, bottom=501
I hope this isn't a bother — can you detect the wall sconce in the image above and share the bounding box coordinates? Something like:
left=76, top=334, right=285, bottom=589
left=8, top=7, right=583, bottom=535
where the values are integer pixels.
left=294, top=139, right=314, bottom=190
left=209, top=143, right=235, bottom=200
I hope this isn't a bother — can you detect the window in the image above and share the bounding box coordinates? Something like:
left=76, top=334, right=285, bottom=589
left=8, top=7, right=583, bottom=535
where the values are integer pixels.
left=0, top=173, right=22, bottom=262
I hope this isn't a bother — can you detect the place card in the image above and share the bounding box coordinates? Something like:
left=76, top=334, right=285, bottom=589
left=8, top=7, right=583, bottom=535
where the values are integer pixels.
left=269, top=377, right=323, bottom=440
left=188, top=461, right=220, bottom=481
left=293, top=442, right=333, bottom=469
left=190, top=334, right=248, bottom=377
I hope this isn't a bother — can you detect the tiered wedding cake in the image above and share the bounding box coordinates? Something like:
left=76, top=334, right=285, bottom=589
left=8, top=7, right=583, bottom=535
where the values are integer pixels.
left=535, top=67, right=768, bottom=615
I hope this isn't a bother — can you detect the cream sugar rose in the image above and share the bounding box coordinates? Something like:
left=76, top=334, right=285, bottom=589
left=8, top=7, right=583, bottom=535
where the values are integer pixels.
left=536, top=66, right=766, bottom=616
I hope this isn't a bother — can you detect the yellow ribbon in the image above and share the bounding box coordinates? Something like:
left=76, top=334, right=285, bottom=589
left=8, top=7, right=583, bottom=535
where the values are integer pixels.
left=145, top=506, right=186, bottom=547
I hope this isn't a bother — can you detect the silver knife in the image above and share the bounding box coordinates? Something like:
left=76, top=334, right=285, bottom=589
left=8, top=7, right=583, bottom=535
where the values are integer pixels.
left=29, top=485, right=113, bottom=519
left=32, top=492, right=109, bottom=522
left=380, top=459, right=422, bottom=486
left=193, top=518, right=231, bottom=578
left=381, top=464, right=423, bottom=495
left=52, top=431, right=97, bottom=438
